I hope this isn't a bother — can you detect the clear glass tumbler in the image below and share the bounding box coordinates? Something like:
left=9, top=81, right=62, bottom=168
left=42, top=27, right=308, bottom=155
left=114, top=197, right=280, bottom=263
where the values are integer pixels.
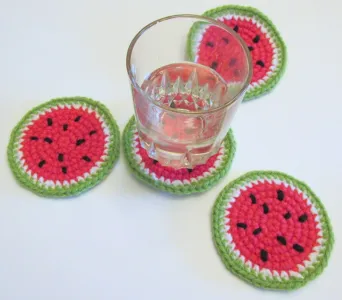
left=126, top=14, right=252, bottom=169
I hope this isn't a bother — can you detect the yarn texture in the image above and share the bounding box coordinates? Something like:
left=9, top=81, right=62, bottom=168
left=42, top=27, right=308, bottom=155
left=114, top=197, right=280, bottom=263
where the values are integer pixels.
left=7, top=96, right=120, bottom=197
left=212, top=171, right=334, bottom=290
left=123, top=116, right=236, bottom=195
left=187, top=5, right=287, bottom=101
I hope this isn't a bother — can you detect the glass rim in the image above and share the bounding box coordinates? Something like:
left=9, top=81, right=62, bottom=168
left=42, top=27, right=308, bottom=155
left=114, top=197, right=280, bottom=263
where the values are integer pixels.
left=126, top=14, right=253, bottom=115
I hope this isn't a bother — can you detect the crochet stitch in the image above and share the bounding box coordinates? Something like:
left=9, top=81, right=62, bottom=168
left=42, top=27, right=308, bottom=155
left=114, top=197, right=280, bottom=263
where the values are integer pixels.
left=123, top=116, right=236, bottom=195
left=212, top=171, right=334, bottom=290
left=7, top=96, right=120, bottom=197
left=187, top=5, right=287, bottom=101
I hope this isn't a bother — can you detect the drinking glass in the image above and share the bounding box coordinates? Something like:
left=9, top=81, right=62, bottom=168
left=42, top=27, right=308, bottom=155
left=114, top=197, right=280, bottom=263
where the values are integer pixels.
left=126, top=14, right=252, bottom=169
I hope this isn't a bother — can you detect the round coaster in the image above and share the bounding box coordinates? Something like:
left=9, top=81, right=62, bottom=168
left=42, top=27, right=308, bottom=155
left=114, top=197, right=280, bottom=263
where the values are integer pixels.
left=7, top=96, right=120, bottom=198
left=212, top=171, right=334, bottom=290
left=123, top=117, right=236, bottom=195
left=187, top=5, right=287, bottom=101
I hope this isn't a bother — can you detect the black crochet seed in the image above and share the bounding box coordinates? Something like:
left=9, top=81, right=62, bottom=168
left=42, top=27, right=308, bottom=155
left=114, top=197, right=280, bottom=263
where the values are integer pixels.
left=248, top=46, right=254, bottom=51
left=62, top=166, right=67, bottom=174
left=277, top=236, right=287, bottom=245
left=237, top=223, right=247, bottom=229
left=153, top=159, right=158, bottom=165
left=44, top=137, right=53, bottom=144
left=222, top=37, right=229, bottom=44
left=210, top=61, right=218, bottom=70
left=250, top=193, right=257, bottom=204
left=263, top=203, right=269, bottom=214
left=256, top=60, right=265, bottom=67
left=233, top=25, right=239, bottom=32
left=47, top=118, right=53, bottom=126
left=30, top=136, right=39, bottom=141
left=298, top=214, right=308, bottom=223
left=82, top=156, right=91, bottom=162
left=74, top=116, right=81, bottom=122
left=206, top=41, right=214, bottom=47
left=293, top=244, right=304, bottom=253
left=260, top=249, right=268, bottom=262
left=76, top=139, right=85, bottom=146
left=89, top=130, right=97, bottom=136
left=253, top=228, right=262, bottom=235
left=38, top=160, right=46, bottom=168
left=63, top=124, right=68, bottom=131
left=253, top=35, right=260, bottom=43
left=277, top=189, right=285, bottom=201
left=187, top=169, right=193, bottom=173
left=229, top=58, right=237, bottom=67
left=284, top=211, right=291, bottom=219
left=58, top=153, right=64, bottom=162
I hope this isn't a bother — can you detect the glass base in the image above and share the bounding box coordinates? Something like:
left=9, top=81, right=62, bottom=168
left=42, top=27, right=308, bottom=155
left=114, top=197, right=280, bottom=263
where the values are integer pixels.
left=138, top=130, right=222, bottom=169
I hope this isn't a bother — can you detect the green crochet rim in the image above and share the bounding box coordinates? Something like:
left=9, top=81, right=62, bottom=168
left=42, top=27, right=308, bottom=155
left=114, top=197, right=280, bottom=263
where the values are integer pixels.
left=123, top=116, right=236, bottom=195
left=212, top=171, right=334, bottom=290
left=7, top=96, right=120, bottom=198
left=186, top=5, right=287, bottom=101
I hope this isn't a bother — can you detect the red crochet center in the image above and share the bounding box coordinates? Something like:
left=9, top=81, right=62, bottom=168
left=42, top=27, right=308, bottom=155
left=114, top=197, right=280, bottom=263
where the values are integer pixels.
left=135, top=134, right=221, bottom=181
left=20, top=107, right=106, bottom=182
left=227, top=180, right=320, bottom=273
left=197, top=17, right=274, bottom=83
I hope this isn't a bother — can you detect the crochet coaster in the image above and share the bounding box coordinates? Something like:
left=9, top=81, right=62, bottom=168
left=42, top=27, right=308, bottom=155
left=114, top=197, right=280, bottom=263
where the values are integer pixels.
left=123, top=117, right=236, bottom=195
left=187, top=5, right=287, bottom=101
left=7, top=96, right=120, bottom=198
left=212, top=171, right=334, bottom=290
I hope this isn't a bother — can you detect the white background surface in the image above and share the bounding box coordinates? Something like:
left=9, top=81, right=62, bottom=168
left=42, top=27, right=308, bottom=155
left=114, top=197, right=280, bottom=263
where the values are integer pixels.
left=0, top=0, right=341, bottom=299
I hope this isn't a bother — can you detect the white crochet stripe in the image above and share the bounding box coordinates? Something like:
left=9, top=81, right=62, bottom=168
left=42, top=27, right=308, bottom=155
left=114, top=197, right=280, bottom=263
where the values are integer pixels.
left=222, top=176, right=325, bottom=281
left=192, top=14, right=280, bottom=91
left=15, top=103, right=111, bottom=188
left=130, top=128, right=225, bottom=186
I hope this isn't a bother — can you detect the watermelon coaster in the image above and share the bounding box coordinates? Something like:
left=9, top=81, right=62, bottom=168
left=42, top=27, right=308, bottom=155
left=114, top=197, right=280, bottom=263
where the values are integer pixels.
left=123, top=117, right=236, bottom=195
left=7, top=97, right=120, bottom=198
left=212, top=171, right=334, bottom=290
left=187, top=5, right=287, bottom=101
